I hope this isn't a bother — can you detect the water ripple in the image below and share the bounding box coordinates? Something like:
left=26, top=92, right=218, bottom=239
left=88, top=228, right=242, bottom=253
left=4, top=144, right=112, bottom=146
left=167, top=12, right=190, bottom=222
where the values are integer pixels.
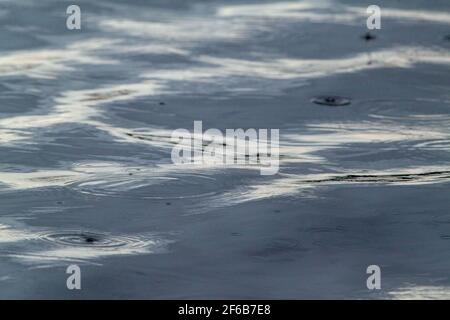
left=0, top=222, right=171, bottom=265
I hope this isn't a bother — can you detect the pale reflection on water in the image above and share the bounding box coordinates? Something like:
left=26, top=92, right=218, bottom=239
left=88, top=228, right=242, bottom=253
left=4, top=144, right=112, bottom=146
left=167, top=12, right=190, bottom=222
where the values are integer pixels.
left=389, top=286, right=450, bottom=300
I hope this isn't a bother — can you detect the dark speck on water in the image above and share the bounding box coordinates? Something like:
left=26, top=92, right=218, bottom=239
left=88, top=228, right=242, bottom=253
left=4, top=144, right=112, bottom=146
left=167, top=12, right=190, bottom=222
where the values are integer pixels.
left=84, top=236, right=97, bottom=243
left=362, top=32, right=376, bottom=41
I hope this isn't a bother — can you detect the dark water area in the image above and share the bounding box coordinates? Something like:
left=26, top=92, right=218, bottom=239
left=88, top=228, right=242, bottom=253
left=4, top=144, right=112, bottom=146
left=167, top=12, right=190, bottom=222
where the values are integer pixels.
left=0, top=0, right=449, bottom=299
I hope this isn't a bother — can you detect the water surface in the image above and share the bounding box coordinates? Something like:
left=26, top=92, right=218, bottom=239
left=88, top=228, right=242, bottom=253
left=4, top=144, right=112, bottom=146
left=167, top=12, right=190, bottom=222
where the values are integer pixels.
left=0, top=0, right=449, bottom=299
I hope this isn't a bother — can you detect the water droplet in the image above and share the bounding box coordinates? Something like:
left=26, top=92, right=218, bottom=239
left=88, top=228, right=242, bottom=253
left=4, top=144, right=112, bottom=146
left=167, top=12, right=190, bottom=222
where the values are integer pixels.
left=311, top=96, right=351, bottom=106
left=84, top=236, right=96, bottom=243
left=362, top=32, right=376, bottom=41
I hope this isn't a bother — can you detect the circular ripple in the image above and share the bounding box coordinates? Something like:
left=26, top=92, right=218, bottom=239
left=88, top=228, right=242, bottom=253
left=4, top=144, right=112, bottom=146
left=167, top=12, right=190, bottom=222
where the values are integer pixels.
left=311, top=96, right=351, bottom=106
left=360, top=99, right=450, bottom=120
left=39, top=231, right=142, bottom=248
left=74, top=172, right=229, bottom=200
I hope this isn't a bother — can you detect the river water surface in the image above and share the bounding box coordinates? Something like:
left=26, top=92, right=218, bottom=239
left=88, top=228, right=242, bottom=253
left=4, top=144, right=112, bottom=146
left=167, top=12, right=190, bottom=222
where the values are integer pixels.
left=0, top=0, right=450, bottom=299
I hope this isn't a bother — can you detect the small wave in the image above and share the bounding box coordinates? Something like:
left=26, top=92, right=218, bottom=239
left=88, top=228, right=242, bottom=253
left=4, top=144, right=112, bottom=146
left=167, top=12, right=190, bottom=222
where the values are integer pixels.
left=187, top=167, right=450, bottom=214
left=303, top=170, right=450, bottom=184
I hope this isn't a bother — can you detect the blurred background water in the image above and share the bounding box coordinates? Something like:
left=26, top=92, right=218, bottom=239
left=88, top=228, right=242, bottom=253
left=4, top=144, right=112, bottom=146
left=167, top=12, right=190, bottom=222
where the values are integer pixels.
left=0, top=0, right=449, bottom=298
